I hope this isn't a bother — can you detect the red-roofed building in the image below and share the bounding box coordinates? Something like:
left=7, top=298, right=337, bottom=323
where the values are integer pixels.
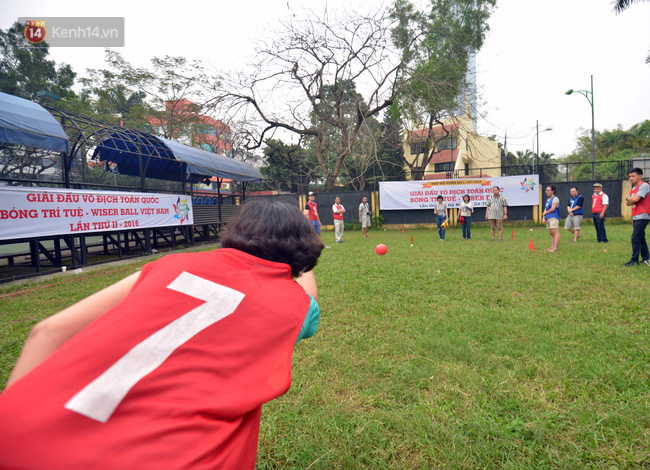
left=148, top=99, right=232, bottom=157
left=403, top=105, right=500, bottom=180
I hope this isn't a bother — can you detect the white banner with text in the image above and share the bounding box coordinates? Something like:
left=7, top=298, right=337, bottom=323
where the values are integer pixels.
left=379, top=175, right=540, bottom=210
left=0, top=187, right=193, bottom=241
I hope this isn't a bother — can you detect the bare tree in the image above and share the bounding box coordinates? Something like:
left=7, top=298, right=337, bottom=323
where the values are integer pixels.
left=391, top=0, right=496, bottom=180
left=217, top=7, right=403, bottom=191
left=81, top=51, right=222, bottom=140
left=0, top=146, right=58, bottom=179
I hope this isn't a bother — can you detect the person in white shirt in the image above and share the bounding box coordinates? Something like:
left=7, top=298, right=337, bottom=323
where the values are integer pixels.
left=332, top=196, right=346, bottom=243
left=358, top=196, right=371, bottom=238
left=459, top=194, right=474, bottom=240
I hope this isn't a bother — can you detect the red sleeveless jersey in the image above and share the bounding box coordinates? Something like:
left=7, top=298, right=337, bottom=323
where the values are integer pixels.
left=592, top=193, right=606, bottom=213
left=306, top=201, right=319, bottom=221
left=333, top=204, right=344, bottom=220
left=0, top=249, right=311, bottom=470
left=630, top=182, right=650, bottom=218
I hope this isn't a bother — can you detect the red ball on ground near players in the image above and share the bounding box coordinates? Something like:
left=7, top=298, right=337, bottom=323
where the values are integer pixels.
left=375, top=244, right=388, bottom=255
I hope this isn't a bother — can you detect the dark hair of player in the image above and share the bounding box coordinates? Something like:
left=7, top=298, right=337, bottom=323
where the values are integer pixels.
left=220, top=199, right=323, bottom=277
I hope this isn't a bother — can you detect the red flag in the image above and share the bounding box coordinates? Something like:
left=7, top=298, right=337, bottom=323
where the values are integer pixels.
left=529, top=239, right=536, bottom=253
left=512, top=229, right=515, bottom=240
left=401, top=225, right=404, bottom=233
left=411, top=235, right=414, bottom=245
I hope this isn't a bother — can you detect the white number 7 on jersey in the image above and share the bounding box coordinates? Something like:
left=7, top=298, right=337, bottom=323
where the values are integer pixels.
left=64, top=271, right=245, bottom=423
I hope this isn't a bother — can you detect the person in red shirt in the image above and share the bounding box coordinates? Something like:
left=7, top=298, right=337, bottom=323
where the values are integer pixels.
left=0, top=199, right=323, bottom=470
left=332, top=196, right=346, bottom=243
left=624, top=168, right=650, bottom=267
left=304, top=191, right=328, bottom=248
left=592, top=183, right=609, bottom=243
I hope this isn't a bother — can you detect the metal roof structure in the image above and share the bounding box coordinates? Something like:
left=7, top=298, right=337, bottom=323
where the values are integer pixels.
left=0, top=92, right=69, bottom=153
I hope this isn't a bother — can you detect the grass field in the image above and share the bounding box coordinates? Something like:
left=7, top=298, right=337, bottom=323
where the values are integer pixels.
left=1, top=223, right=648, bottom=469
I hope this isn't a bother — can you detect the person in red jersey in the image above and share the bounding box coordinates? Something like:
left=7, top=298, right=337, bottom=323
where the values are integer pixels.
left=0, top=199, right=323, bottom=470
left=591, top=183, right=609, bottom=243
left=623, top=168, right=650, bottom=267
left=304, top=191, right=328, bottom=248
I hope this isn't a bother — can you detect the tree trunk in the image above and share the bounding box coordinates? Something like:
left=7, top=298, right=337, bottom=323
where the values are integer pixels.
left=326, top=174, right=337, bottom=192
left=411, top=168, right=425, bottom=181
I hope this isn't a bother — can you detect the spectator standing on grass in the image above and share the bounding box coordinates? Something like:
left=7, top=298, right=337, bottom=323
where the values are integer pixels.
left=358, top=196, right=371, bottom=238
left=623, top=168, right=650, bottom=267
left=565, top=187, right=584, bottom=242
left=434, top=195, right=449, bottom=241
left=485, top=186, right=508, bottom=241
left=305, top=191, right=328, bottom=248
left=542, top=184, right=560, bottom=252
left=592, top=183, right=609, bottom=243
left=332, top=196, right=346, bottom=244
left=459, top=194, right=474, bottom=240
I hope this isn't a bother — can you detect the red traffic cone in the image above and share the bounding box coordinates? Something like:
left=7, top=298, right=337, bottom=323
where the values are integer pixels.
left=529, top=239, right=536, bottom=253
left=512, top=229, right=515, bottom=240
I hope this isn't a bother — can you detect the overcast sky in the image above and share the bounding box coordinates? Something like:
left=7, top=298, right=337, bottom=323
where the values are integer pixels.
left=2, top=0, right=649, bottom=159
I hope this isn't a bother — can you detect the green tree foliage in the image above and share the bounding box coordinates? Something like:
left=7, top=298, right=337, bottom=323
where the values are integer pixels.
left=259, top=139, right=316, bottom=193
left=0, top=22, right=78, bottom=179
left=339, top=114, right=382, bottom=191
left=558, top=120, right=650, bottom=181
left=301, top=80, right=387, bottom=190
left=80, top=50, right=220, bottom=135
left=305, top=80, right=366, bottom=183
left=375, top=108, right=406, bottom=183
left=390, top=0, right=496, bottom=180
left=501, top=149, right=558, bottom=182
left=0, top=22, right=76, bottom=100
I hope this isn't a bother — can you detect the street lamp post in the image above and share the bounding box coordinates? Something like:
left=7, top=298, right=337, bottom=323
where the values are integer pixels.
left=565, top=75, right=595, bottom=180
left=533, top=120, right=553, bottom=174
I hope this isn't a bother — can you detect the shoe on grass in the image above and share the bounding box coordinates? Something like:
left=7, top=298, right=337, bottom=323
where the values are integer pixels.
left=623, top=261, right=639, bottom=267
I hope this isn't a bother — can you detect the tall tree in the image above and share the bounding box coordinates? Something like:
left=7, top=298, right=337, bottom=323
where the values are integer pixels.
left=339, top=113, right=383, bottom=191
left=0, top=22, right=76, bottom=100
left=0, top=22, right=77, bottom=179
left=80, top=50, right=221, bottom=137
left=260, top=138, right=315, bottom=193
left=391, top=0, right=496, bottom=180
left=558, top=120, right=650, bottom=181
left=376, top=108, right=407, bottom=183
left=218, top=7, right=402, bottom=191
